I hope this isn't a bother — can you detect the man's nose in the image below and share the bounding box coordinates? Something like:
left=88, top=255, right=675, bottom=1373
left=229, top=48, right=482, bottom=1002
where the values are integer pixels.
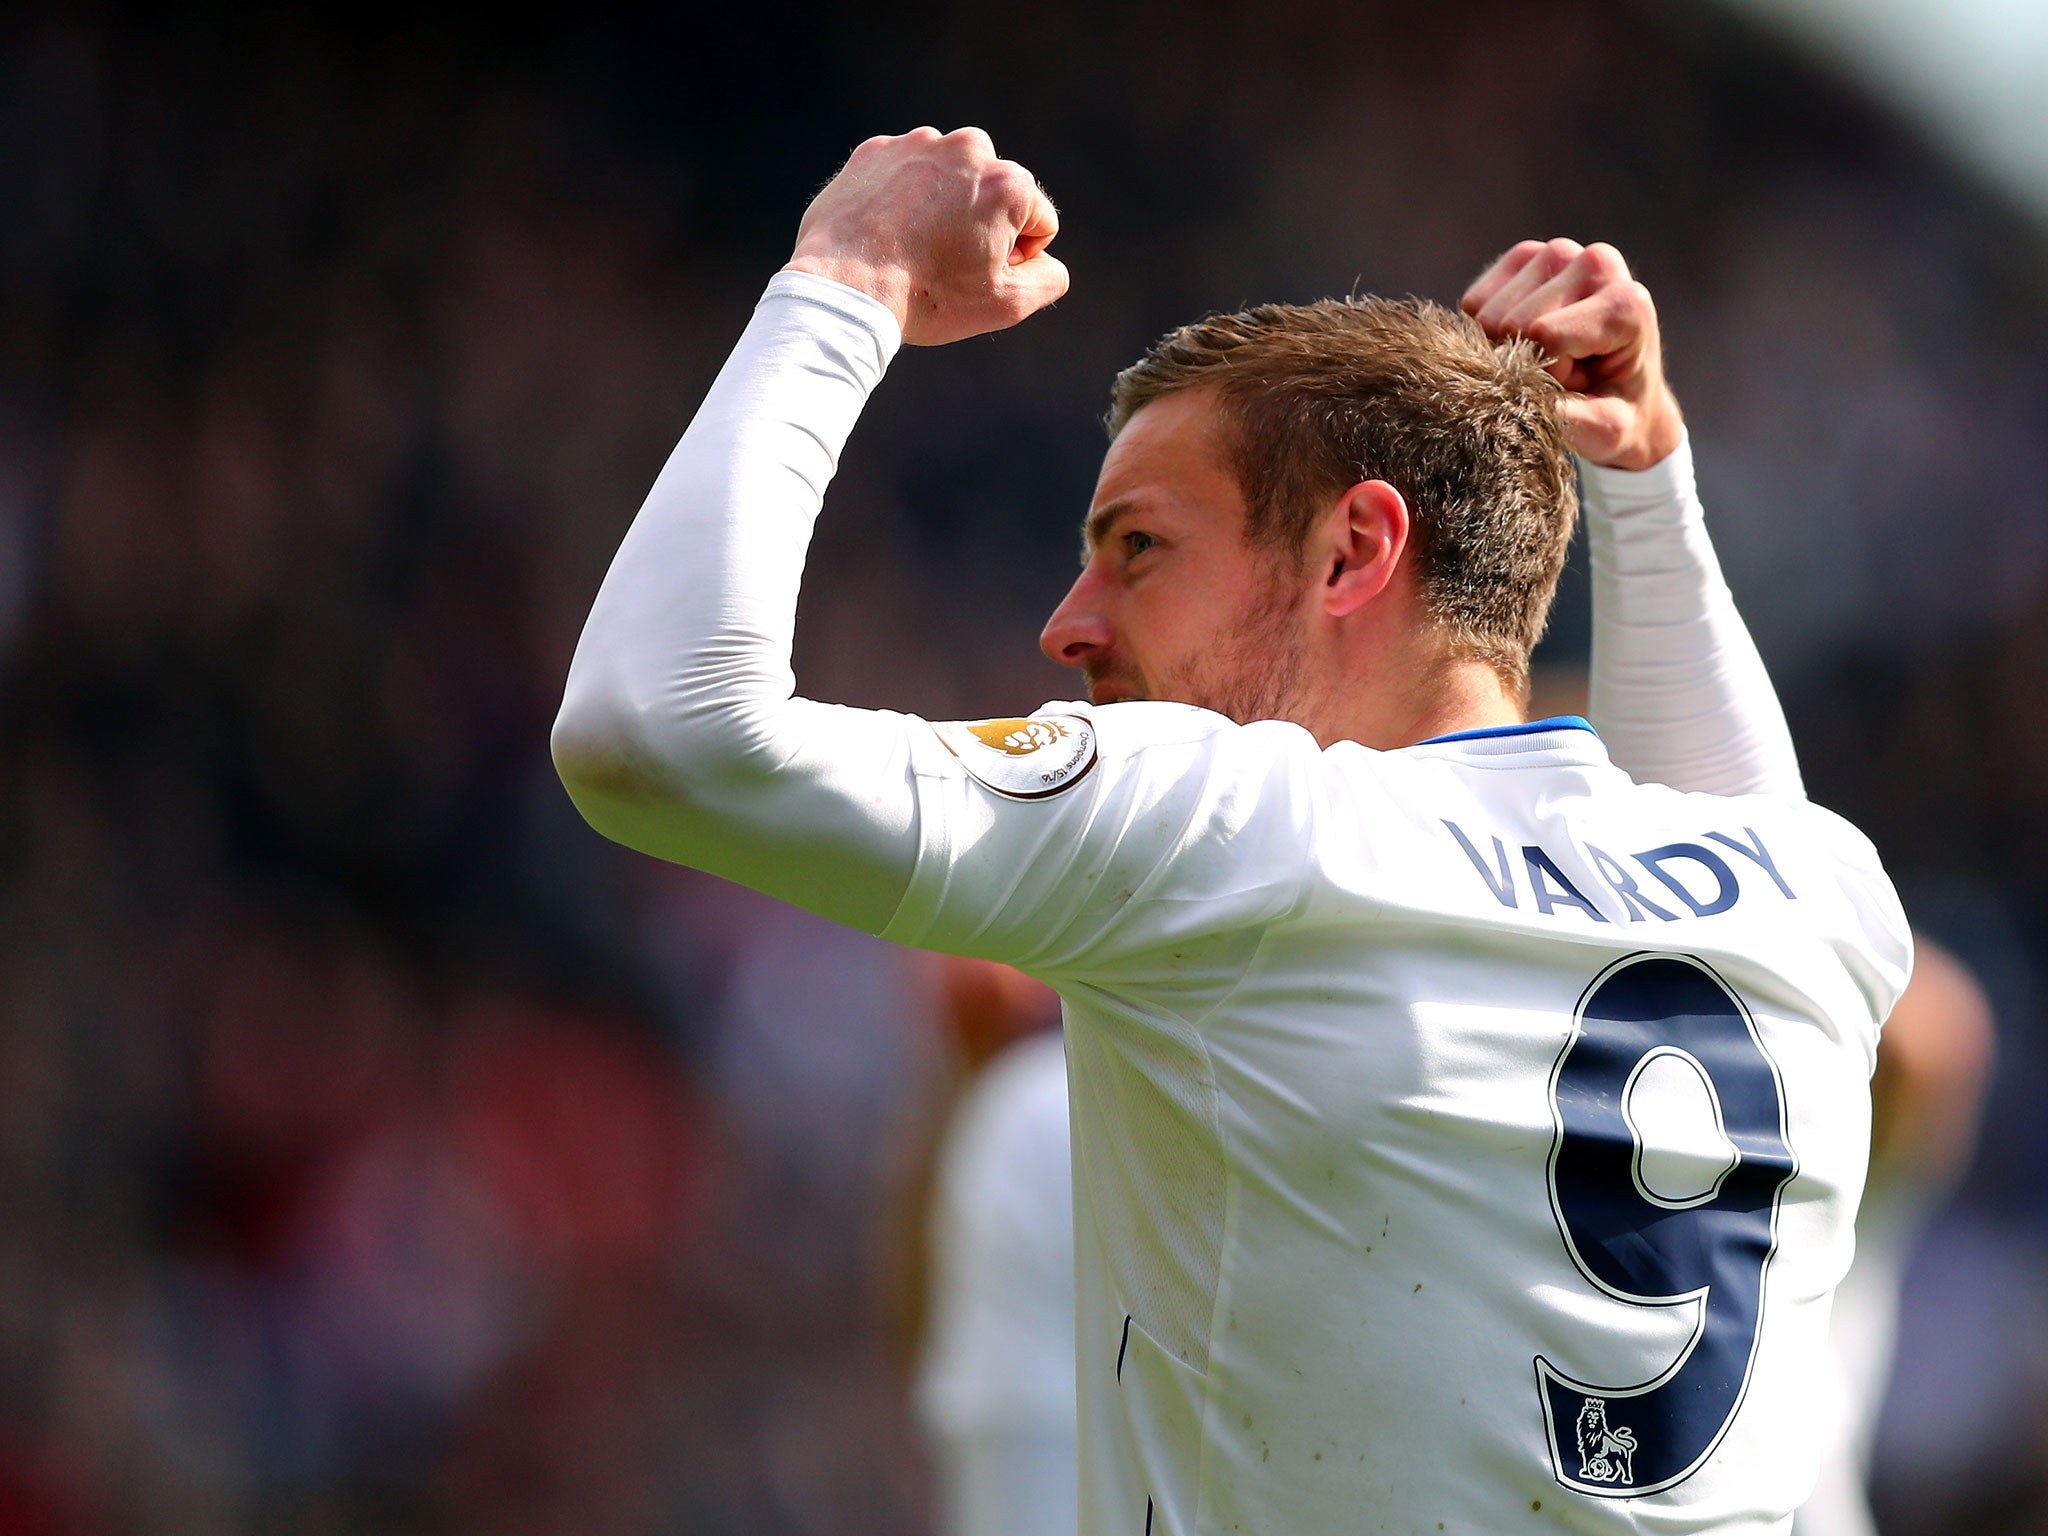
left=1040, top=572, right=1114, bottom=668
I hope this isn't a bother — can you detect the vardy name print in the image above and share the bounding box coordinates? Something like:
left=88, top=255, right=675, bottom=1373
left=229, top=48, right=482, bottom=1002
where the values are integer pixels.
left=1443, top=822, right=1797, bottom=923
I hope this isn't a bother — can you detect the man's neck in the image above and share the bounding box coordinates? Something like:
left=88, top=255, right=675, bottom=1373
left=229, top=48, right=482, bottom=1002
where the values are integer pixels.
left=1300, top=656, right=1523, bottom=753
left=1382, top=666, right=1526, bottom=748
left=1272, top=560, right=1525, bottom=751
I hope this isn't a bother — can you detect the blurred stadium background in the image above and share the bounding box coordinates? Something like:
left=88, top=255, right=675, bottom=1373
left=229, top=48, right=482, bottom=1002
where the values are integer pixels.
left=0, top=2, right=2042, bottom=1532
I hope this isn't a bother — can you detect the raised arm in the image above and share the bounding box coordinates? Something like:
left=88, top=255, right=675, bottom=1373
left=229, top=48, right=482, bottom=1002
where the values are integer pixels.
left=550, top=129, right=1069, bottom=930
left=1464, top=241, right=1803, bottom=798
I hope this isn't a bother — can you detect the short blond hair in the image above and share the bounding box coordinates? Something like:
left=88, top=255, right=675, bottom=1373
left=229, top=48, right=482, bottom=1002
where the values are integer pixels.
left=1109, top=297, right=1577, bottom=694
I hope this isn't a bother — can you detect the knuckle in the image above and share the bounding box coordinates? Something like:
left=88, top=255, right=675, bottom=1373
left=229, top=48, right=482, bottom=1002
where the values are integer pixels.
left=904, top=125, right=943, bottom=143
left=990, top=160, right=1038, bottom=206
left=1581, top=242, right=1629, bottom=280
left=1597, top=281, right=1648, bottom=326
left=1541, top=237, right=1584, bottom=272
left=946, top=125, right=996, bottom=155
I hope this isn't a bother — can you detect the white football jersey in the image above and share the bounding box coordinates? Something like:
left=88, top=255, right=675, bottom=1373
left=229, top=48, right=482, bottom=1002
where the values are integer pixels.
left=555, top=272, right=1906, bottom=1536
left=880, top=707, right=1909, bottom=1536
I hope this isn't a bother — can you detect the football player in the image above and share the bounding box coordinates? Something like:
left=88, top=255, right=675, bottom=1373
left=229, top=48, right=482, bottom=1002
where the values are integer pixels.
left=553, top=128, right=1909, bottom=1534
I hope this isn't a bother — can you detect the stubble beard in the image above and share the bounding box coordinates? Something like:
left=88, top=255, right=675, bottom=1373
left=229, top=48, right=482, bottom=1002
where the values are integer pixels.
left=1095, top=573, right=1309, bottom=726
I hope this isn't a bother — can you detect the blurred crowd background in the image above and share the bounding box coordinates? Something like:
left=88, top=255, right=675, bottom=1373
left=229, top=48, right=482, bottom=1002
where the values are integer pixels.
left=0, top=3, right=2043, bottom=1533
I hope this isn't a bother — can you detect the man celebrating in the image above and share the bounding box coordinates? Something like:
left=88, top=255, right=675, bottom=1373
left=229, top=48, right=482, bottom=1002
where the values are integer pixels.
left=553, top=128, right=1909, bottom=1534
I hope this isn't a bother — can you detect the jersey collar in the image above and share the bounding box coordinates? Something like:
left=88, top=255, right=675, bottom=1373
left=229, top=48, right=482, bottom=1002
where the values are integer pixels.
left=1414, top=714, right=1598, bottom=747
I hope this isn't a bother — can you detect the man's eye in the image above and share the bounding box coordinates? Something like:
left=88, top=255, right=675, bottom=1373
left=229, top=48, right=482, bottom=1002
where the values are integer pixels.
left=1125, top=531, right=1158, bottom=557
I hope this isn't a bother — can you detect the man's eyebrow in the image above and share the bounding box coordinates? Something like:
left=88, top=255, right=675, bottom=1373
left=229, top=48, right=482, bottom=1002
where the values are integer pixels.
left=1081, top=497, right=1141, bottom=552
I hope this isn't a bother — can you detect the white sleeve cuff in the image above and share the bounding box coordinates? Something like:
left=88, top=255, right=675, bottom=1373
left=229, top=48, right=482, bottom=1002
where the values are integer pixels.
left=1578, top=431, right=1699, bottom=526
left=763, top=267, right=905, bottom=366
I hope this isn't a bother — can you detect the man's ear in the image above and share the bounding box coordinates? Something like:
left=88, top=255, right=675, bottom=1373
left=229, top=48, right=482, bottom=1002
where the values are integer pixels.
left=1321, top=480, right=1409, bottom=618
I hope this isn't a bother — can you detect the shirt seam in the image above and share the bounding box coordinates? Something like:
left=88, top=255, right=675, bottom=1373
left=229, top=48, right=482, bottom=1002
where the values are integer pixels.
left=1181, top=886, right=1321, bottom=1530
left=878, top=739, right=951, bottom=946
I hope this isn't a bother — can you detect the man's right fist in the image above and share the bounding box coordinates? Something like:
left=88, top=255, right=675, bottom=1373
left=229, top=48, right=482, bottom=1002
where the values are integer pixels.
left=786, top=128, right=1068, bottom=347
left=1461, top=239, right=1684, bottom=472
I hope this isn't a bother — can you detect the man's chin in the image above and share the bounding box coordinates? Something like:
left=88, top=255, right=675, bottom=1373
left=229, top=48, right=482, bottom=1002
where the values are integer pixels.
left=1084, top=678, right=1146, bottom=707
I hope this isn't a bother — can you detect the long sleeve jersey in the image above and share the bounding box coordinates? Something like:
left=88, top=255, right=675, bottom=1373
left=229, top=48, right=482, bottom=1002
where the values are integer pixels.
left=555, top=273, right=1907, bottom=1536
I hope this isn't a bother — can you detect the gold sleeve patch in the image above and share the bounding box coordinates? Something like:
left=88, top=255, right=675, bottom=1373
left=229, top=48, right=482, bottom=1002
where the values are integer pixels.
left=933, top=713, right=1099, bottom=800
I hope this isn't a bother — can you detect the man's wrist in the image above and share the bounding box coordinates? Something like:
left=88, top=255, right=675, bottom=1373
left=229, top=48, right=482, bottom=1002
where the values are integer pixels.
left=1579, top=428, right=1696, bottom=519
left=784, top=251, right=914, bottom=332
left=1583, top=391, right=1685, bottom=474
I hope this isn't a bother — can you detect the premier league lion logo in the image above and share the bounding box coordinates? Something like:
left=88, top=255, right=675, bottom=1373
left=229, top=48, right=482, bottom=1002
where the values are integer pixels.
left=967, top=717, right=1070, bottom=756
left=1574, top=1398, right=1639, bottom=1487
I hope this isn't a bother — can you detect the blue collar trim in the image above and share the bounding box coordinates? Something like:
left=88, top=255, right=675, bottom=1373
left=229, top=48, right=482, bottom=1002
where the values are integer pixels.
left=1416, top=714, right=1598, bottom=747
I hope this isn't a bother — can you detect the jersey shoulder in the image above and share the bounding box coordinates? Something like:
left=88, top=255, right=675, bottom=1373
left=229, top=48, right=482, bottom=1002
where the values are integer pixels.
left=924, top=698, right=1264, bottom=802
left=1743, top=790, right=1913, bottom=1015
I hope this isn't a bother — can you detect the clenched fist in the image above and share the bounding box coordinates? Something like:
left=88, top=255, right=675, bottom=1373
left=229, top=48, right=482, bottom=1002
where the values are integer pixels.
left=786, top=127, right=1068, bottom=347
left=1462, top=240, right=1684, bottom=471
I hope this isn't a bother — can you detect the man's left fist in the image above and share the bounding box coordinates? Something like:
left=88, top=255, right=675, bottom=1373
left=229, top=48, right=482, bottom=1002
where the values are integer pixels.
left=1462, top=240, right=1684, bottom=471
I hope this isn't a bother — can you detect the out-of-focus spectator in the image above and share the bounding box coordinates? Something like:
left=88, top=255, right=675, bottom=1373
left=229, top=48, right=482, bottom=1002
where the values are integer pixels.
left=1801, top=937, right=1996, bottom=1536
left=899, top=957, right=1070, bottom=1536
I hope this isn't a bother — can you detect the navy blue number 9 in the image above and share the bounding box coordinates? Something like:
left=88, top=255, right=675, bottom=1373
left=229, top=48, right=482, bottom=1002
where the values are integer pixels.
left=1537, top=954, right=1797, bottom=1497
